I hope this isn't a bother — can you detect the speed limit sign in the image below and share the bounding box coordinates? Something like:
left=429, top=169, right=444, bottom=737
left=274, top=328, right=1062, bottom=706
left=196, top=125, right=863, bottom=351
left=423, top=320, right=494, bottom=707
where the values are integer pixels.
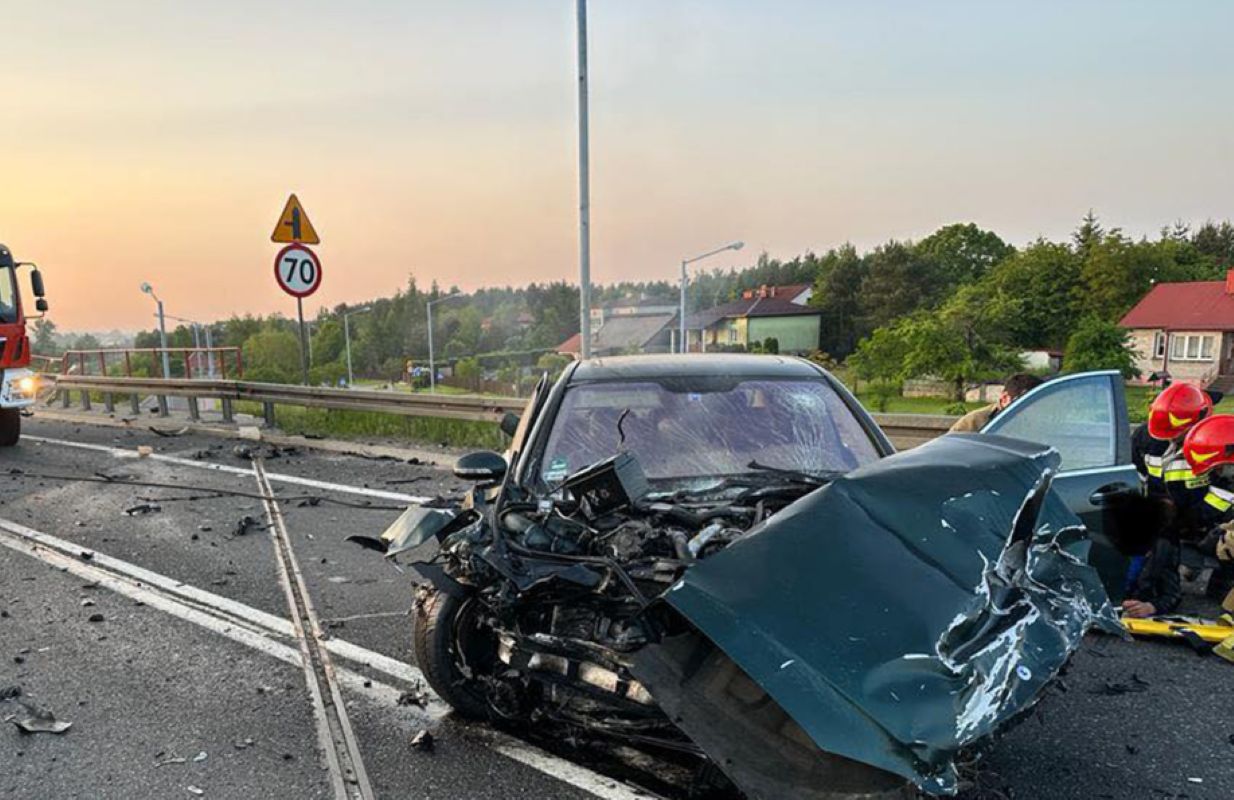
left=274, top=243, right=322, bottom=298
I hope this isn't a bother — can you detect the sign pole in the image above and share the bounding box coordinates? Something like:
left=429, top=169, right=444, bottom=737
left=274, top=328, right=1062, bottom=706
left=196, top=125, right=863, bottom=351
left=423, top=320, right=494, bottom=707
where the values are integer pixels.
left=297, top=297, right=309, bottom=385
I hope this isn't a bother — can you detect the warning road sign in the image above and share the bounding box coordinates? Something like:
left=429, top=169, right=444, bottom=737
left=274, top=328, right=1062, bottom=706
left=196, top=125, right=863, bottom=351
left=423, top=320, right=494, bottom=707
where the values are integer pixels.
left=274, top=243, right=323, bottom=298
left=271, top=194, right=320, bottom=244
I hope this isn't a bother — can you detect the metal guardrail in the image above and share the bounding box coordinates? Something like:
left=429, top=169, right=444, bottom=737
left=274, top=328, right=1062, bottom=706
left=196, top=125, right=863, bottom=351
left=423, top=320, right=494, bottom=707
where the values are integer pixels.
left=51, top=374, right=527, bottom=426
left=50, top=374, right=955, bottom=448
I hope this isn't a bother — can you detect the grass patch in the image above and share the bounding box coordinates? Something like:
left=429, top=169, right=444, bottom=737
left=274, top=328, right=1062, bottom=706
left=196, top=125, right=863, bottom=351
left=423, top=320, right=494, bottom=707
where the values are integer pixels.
left=235, top=401, right=506, bottom=450
left=853, top=393, right=986, bottom=415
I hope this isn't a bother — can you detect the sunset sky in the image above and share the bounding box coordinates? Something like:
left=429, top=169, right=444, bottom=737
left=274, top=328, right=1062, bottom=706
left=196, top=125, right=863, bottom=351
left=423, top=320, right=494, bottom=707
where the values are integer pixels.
left=3, top=1, right=1232, bottom=331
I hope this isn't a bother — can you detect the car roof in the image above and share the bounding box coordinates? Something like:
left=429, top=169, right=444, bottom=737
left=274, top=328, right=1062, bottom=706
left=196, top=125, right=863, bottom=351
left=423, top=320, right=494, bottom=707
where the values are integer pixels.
left=568, top=354, right=822, bottom=383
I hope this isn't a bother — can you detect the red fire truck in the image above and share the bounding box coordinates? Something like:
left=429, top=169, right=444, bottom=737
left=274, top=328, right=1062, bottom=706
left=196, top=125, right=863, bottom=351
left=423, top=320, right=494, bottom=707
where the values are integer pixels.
left=0, top=244, right=48, bottom=445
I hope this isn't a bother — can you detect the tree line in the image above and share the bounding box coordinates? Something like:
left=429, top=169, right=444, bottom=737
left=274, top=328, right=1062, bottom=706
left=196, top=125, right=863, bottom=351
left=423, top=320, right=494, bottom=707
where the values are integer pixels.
left=35, top=215, right=1234, bottom=392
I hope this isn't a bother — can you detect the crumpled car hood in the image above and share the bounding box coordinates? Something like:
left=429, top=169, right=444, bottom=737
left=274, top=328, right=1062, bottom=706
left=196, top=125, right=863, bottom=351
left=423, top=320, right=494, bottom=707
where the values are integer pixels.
left=655, top=433, right=1120, bottom=794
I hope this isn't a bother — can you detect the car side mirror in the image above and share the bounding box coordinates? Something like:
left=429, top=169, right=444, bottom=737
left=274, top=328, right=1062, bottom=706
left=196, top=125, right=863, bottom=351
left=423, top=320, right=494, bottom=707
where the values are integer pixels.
left=30, top=269, right=45, bottom=298
left=500, top=412, right=520, bottom=438
left=454, top=450, right=507, bottom=483
left=35, top=298, right=49, bottom=313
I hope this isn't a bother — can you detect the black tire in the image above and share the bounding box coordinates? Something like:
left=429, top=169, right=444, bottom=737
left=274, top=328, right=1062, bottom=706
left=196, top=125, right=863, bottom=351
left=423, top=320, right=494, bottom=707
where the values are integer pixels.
left=412, top=590, right=495, bottom=720
left=0, top=409, right=20, bottom=447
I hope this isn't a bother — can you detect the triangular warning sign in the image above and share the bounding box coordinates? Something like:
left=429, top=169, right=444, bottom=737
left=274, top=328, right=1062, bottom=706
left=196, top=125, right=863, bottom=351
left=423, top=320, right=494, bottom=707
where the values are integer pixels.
left=271, top=194, right=320, bottom=244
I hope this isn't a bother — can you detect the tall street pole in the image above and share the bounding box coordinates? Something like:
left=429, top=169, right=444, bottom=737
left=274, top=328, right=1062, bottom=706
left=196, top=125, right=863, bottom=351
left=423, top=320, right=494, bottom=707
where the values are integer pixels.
left=427, top=301, right=437, bottom=393
left=345, top=314, right=355, bottom=387
left=426, top=293, right=463, bottom=393
left=678, top=259, right=687, bottom=353
left=296, top=297, right=309, bottom=385
left=155, top=300, right=171, bottom=377
left=576, top=0, right=592, bottom=359
left=344, top=307, right=370, bottom=388
left=678, top=241, right=745, bottom=354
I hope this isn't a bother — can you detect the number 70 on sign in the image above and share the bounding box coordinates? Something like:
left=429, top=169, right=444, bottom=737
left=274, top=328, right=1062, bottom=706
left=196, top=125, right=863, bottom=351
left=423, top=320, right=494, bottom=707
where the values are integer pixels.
left=273, top=243, right=322, bottom=298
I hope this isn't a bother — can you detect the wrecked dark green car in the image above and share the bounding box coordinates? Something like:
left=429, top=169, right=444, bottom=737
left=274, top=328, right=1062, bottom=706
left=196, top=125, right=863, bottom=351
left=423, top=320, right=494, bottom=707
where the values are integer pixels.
left=383, top=355, right=1120, bottom=798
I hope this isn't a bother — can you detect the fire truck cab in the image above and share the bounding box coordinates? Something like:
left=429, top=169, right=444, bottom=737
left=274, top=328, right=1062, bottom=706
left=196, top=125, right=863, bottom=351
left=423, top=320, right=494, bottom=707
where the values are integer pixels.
left=0, top=244, right=49, bottom=446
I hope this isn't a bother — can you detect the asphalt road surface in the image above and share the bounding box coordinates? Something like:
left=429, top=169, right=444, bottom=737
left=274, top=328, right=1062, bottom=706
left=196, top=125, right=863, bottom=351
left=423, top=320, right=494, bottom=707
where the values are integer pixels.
left=1, top=416, right=1231, bottom=800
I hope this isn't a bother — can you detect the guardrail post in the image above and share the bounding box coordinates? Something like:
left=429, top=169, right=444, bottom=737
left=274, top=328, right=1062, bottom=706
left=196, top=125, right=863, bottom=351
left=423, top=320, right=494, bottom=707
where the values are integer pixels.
left=61, top=388, right=70, bottom=408
left=221, top=398, right=234, bottom=423
left=103, top=391, right=114, bottom=414
left=157, top=394, right=168, bottom=417
left=130, top=393, right=141, bottom=415
left=80, top=388, right=91, bottom=411
left=263, top=401, right=276, bottom=427
left=187, top=396, right=200, bottom=421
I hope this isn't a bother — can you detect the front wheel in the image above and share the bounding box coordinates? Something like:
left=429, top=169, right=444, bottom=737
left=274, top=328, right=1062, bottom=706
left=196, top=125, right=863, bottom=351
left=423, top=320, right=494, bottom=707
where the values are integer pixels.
left=0, top=409, right=21, bottom=447
left=412, top=589, right=499, bottom=719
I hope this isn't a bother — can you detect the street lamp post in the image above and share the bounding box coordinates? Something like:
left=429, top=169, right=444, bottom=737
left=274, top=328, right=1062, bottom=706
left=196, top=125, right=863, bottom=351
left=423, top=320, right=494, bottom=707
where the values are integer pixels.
left=161, top=312, right=215, bottom=378
left=140, top=282, right=173, bottom=378
left=426, top=293, right=463, bottom=393
left=343, top=306, right=371, bottom=388
left=678, top=241, right=744, bottom=353
left=576, top=0, right=592, bottom=359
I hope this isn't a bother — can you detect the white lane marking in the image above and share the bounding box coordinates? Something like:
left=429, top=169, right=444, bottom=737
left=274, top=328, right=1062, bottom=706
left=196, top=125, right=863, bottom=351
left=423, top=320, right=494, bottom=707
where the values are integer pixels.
left=23, top=434, right=430, bottom=504
left=0, top=516, right=654, bottom=800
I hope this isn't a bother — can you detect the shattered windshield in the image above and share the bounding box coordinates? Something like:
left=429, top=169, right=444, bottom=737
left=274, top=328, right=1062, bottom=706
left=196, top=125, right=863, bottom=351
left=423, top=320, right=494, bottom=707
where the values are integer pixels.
left=538, top=378, right=879, bottom=486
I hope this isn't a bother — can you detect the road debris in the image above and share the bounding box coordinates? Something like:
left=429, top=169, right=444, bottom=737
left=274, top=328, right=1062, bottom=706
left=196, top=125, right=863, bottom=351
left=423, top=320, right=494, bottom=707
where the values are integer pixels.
left=148, top=426, right=190, bottom=437
left=232, top=516, right=266, bottom=537
left=0, top=686, right=21, bottom=701
left=155, top=756, right=188, bottom=767
left=396, top=683, right=429, bottom=708
left=136, top=446, right=154, bottom=458
left=410, top=730, right=434, bottom=752
left=186, top=785, right=204, bottom=796
left=124, top=503, right=163, bottom=516
left=193, top=751, right=208, bottom=762
left=87, top=613, right=105, bottom=623
left=4, top=700, right=72, bottom=734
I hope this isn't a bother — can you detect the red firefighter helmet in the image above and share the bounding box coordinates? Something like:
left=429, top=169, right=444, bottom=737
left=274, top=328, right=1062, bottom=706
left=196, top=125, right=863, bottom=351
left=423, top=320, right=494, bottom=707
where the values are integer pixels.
left=1147, top=382, right=1213, bottom=440
left=1183, top=415, right=1234, bottom=475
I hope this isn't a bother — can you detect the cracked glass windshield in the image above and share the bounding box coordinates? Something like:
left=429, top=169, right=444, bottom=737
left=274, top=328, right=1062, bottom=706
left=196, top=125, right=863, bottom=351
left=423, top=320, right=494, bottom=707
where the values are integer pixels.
left=539, top=378, right=880, bottom=485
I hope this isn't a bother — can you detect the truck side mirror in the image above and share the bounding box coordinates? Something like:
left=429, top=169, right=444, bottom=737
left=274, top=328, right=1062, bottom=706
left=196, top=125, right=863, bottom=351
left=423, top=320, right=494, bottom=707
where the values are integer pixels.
left=35, top=298, right=48, bottom=313
left=30, top=269, right=45, bottom=298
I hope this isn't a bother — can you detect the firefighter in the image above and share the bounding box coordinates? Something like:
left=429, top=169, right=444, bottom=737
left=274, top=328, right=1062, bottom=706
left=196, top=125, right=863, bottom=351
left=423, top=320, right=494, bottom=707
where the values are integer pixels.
left=1123, top=383, right=1217, bottom=617
left=1182, top=414, right=1234, bottom=611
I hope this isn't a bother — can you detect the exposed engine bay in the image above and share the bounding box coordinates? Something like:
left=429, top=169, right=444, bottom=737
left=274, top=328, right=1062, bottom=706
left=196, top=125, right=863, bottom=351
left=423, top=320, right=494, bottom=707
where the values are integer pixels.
left=407, top=453, right=810, bottom=751
left=377, top=435, right=1119, bottom=798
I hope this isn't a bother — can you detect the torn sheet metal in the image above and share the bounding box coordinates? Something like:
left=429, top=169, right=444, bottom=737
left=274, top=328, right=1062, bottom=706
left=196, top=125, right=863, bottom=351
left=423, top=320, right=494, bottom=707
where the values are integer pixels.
left=656, top=434, right=1119, bottom=794
left=378, top=505, right=459, bottom=558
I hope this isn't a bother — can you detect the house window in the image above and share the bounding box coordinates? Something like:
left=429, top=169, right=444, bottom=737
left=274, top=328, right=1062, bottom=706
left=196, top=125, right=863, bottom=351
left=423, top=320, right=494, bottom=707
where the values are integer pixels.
left=1154, top=332, right=1166, bottom=359
left=1169, top=334, right=1216, bottom=362
left=727, top=326, right=739, bottom=344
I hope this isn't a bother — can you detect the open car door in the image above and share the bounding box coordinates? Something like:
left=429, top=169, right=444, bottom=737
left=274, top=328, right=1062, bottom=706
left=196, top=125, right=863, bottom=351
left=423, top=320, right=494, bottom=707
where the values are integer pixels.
left=981, top=370, right=1138, bottom=598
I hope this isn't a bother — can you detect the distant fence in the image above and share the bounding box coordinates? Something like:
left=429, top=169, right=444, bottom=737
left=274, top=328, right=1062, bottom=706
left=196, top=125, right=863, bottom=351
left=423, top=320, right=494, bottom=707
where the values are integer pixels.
left=50, top=348, right=244, bottom=380
left=48, top=374, right=954, bottom=449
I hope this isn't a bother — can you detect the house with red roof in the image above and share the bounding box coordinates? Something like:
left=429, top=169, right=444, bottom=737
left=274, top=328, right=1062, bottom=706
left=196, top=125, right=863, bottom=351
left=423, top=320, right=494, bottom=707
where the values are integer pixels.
left=1119, top=270, right=1234, bottom=386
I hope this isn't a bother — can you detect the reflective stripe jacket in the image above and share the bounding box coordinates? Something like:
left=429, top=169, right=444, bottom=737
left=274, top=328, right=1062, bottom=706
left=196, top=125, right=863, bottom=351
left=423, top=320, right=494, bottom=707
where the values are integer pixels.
left=1132, top=423, right=1231, bottom=536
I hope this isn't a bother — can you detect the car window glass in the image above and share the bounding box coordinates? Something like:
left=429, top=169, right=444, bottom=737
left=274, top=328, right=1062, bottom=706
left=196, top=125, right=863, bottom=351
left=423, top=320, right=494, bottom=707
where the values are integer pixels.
left=984, top=375, right=1116, bottom=470
left=538, top=378, right=880, bottom=486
